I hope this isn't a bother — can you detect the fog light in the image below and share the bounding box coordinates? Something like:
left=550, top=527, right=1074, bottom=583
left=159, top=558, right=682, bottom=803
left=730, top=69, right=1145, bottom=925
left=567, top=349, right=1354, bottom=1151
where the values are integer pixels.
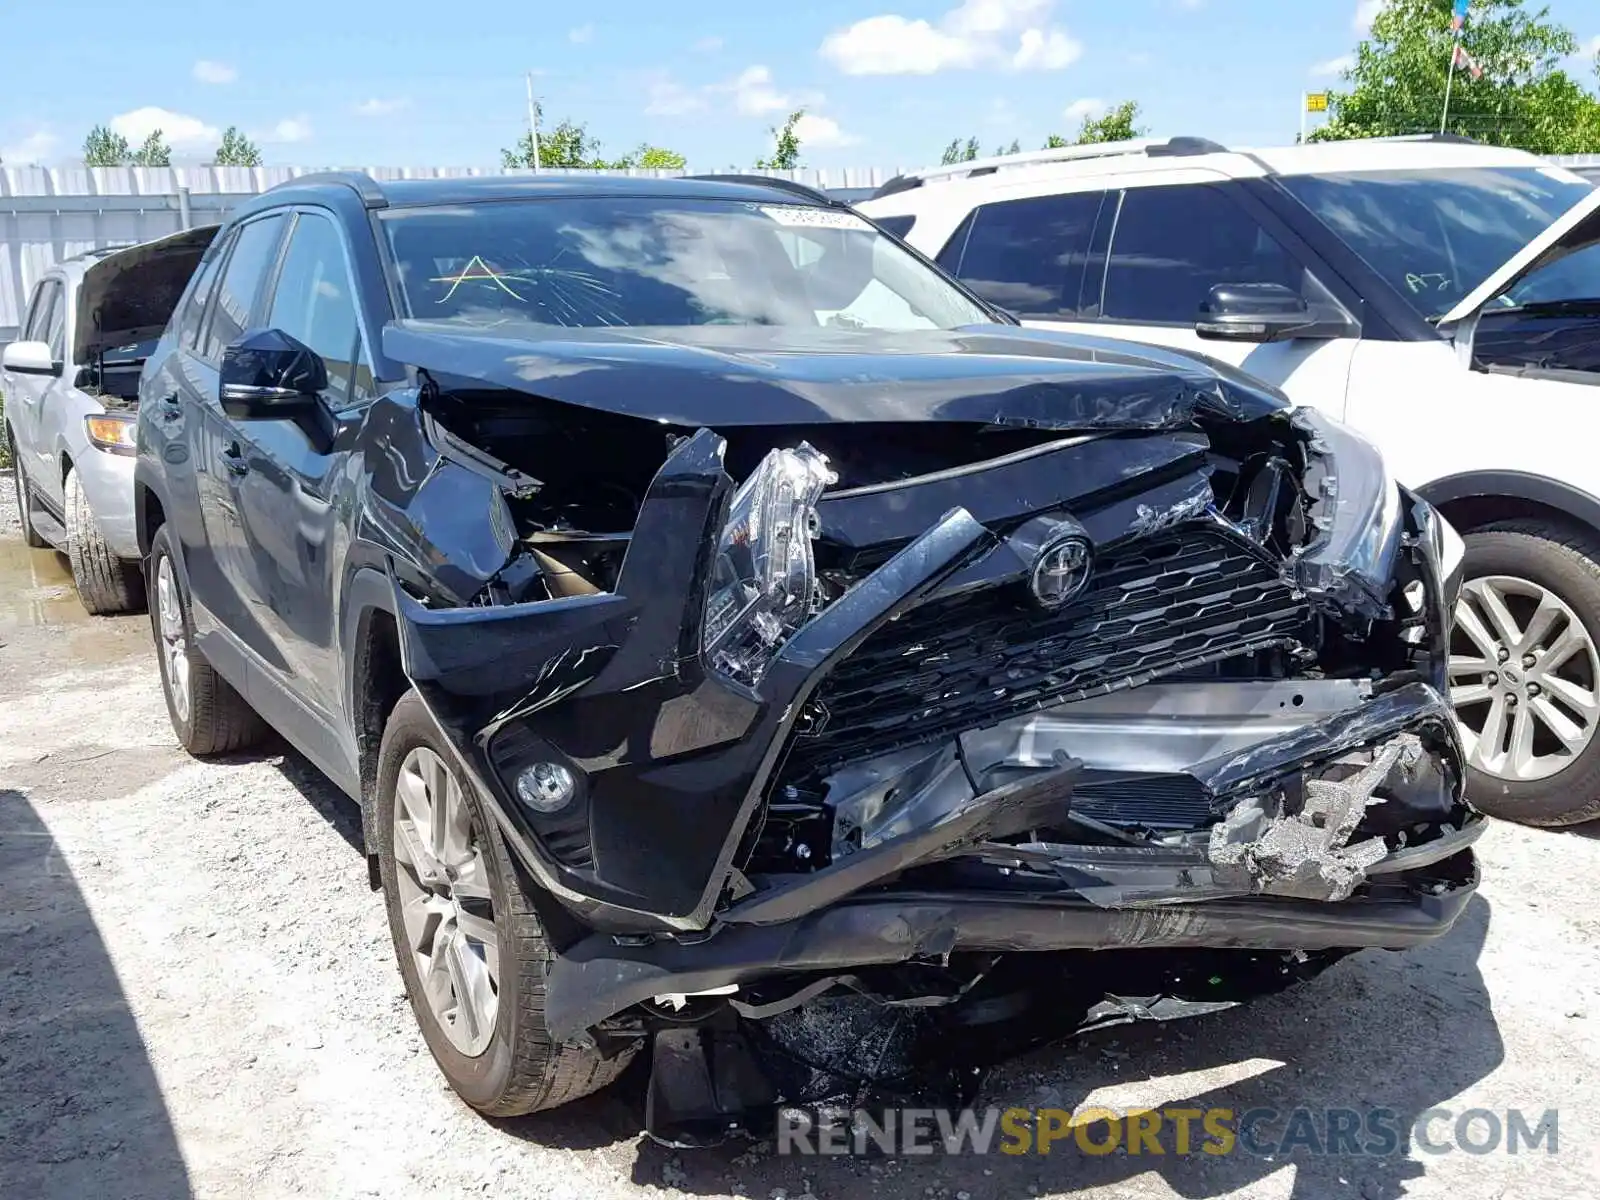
left=516, top=762, right=576, bottom=812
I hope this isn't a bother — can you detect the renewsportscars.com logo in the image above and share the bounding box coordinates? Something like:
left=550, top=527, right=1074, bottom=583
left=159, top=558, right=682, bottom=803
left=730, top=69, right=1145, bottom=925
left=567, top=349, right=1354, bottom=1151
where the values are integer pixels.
left=776, top=1106, right=1560, bottom=1158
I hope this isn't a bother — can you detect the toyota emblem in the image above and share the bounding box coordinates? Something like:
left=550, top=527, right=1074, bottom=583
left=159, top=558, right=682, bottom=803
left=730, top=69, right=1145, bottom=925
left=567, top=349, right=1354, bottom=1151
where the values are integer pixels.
left=1029, top=534, right=1093, bottom=609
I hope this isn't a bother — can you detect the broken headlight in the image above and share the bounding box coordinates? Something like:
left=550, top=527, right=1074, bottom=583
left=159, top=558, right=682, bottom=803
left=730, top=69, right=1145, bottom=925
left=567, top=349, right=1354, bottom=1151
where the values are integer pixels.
left=1291, top=408, right=1404, bottom=617
left=702, top=444, right=837, bottom=687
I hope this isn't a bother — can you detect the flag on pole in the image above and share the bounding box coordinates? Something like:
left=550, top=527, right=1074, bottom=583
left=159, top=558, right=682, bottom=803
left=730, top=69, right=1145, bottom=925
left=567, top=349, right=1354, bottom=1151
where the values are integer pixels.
left=1452, top=42, right=1484, bottom=79
left=1451, top=0, right=1470, bottom=34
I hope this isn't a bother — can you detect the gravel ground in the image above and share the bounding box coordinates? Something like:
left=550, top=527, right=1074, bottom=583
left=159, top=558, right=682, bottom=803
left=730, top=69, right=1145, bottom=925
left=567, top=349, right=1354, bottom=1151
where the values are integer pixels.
left=3, top=467, right=1599, bottom=1200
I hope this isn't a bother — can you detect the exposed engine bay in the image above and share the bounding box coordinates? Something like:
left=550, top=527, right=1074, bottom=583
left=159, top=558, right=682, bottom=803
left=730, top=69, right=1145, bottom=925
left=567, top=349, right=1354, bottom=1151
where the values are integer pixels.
left=370, top=324, right=1477, bottom=1146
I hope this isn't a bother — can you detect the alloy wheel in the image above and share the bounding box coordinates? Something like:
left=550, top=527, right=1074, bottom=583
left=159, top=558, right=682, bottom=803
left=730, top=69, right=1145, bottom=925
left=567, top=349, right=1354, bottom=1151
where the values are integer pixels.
left=1449, top=574, right=1600, bottom=782
left=391, top=746, right=500, bottom=1056
left=155, top=557, right=191, bottom=724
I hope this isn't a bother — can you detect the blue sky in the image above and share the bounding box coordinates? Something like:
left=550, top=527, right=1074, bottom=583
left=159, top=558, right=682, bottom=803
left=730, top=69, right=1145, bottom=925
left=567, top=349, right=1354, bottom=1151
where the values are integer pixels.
left=3, top=0, right=1597, bottom=170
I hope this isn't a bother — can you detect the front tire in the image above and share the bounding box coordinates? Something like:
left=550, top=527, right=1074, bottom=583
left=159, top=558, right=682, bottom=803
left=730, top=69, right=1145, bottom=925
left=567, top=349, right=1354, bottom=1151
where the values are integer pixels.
left=1449, top=520, right=1600, bottom=827
left=64, top=467, right=143, bottom=615
left=376, top=692, right=634, bottom=1115
left=148, top=524, right=265, bottom=755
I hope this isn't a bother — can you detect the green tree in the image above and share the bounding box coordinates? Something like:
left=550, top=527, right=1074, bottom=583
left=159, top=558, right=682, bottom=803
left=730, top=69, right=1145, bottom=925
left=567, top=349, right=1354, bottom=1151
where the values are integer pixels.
left=1312, top=0, right=1600, bottom=153
left=607, top=144, right=688, bottom=170
left=1071, top=100, right=1146, bottom=145
left=503, top=110, right=686, bottom=170
left=83, top=124, right=131, bottom=166
left=213, top=126, right=263, bottom=167
left=940, top=136, right=980, bottom=164
left=755, top=109, right=804, bottom=170
left=502, top=103, right=606, bottom=168
left=1041, top=100, right=1146, bottom=149
left=130, top=130, right=172, bottom=167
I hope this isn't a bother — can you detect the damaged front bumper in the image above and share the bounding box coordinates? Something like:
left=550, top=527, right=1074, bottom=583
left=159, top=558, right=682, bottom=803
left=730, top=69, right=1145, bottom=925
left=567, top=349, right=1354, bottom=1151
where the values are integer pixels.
left=543, top=680, right=1480, bottom=1040
left=389, top=422, right=1479, bottom=1041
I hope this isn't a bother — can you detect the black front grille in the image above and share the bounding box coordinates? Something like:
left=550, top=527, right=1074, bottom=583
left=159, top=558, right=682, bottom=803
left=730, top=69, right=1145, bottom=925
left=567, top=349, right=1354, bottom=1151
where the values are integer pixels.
left=781, top=527, right=1312, bottom=782
left=1073, top=772, right=1215, bottom=829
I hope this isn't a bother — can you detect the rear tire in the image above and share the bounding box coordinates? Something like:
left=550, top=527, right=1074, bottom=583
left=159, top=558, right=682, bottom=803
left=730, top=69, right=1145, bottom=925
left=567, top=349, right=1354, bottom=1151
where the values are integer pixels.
left=1451, top=520, right=1600, bottom=827
left=148, top=524, right=265, bottom=756
left=64, top=467, right=142, bottom=615
left=9, top=446, right=48, bottom=548
left=376, top=691, right=635, bottom=1116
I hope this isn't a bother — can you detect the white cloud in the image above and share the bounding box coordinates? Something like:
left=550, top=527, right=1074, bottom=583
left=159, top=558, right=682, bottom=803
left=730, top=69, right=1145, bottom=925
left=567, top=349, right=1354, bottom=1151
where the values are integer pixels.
left=1584, top=34, right=1600, bottom=57
left=1, top=128, right=57, bottom=164
left=1311, top=54, right=1355, bottom=77
left=354, top=97, right=408, bottom=116
left=820, top=0, right=1082, bottom=75
left=111, top=107, right=219, bottom=149
left=793, top=112, right=860, bottom=148
left=1177, top=0, right=1204, bottom=8
left=729, top=65, right=791, bottom=115
left=192, top=59, right=237, bottom=84
left=568, top=24, right=594, bottom=44
left=692, top=36, right=724, bottom=53
left=1012, top=27, right=1081, bottom=70
left=1354, top=0, right=1384, bottom=34
left=263, top=116, right=312, bottom=143
left=1064, top=97, right=1107, bottom=121
left=645, top=76, right=707, bottom=117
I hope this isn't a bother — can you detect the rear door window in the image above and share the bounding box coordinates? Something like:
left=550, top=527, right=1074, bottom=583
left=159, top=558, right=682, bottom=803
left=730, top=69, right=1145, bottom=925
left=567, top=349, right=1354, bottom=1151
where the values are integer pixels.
left=938, top=191, right=1106, bottom=319
left=1102, top=185, right=1306, bottom=324
left=201, top=214, right=288, bottom=362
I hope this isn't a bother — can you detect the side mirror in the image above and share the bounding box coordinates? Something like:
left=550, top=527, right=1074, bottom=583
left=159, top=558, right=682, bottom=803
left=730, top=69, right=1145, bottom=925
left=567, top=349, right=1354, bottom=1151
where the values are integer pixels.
left=1197, top=283, right=1319, bottom=344
left=2, top=340, right=61, bottom=377
left=219, top=328, right=327, bottom=420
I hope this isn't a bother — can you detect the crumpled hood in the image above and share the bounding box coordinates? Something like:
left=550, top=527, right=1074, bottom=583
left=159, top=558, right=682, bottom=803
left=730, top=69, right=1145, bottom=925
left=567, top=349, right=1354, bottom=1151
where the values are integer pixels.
left=74, top=225, right=217, bottom=364
left=384, top=320, right=1291, bottom=430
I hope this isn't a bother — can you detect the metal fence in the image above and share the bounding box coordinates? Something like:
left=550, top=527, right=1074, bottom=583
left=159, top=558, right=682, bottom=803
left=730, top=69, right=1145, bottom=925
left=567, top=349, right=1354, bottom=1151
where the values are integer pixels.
left=3, top=156, right=1596, bottom=342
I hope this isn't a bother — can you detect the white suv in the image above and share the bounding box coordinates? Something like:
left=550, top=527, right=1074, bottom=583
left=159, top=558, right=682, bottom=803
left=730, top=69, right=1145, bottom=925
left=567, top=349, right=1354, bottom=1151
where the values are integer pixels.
left=862, top=134, right=1600, bottom=827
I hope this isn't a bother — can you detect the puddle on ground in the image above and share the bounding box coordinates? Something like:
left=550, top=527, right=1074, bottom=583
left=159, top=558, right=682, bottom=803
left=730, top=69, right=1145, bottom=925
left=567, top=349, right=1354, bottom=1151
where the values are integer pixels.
left=0, top=540, right=88, bottom=628
left=0, top=535, right=149, bottom=664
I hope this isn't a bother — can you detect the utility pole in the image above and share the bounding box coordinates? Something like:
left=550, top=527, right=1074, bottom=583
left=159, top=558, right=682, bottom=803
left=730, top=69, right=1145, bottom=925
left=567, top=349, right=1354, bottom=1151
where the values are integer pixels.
left=525, top=72, right=542, bottom=172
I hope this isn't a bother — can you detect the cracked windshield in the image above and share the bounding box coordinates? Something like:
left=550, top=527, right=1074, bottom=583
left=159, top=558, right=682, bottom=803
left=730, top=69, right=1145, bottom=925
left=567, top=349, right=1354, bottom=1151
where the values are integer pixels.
left=381, top=197, right=989, bottom=330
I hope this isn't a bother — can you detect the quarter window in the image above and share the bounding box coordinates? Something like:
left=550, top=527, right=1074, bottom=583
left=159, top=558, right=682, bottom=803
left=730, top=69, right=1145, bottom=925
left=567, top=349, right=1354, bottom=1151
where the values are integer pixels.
left=874, top=214, right=916, bottom=240
left=202, top=215, right=287, bottom=362
left=1103, top=186, right=1305, bottom=324
left=41, top=282, right=66, bottom=358
left=21, top=280, right=54, bottom=341
left=938, top=192, right=1106, bottom=319
left=266, top=212, right=364, bottom=405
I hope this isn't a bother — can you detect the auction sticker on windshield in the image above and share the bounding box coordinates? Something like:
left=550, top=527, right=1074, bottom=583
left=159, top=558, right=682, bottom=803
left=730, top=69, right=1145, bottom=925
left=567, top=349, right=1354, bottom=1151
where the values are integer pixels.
left=760, top=205, right=873, bottom=231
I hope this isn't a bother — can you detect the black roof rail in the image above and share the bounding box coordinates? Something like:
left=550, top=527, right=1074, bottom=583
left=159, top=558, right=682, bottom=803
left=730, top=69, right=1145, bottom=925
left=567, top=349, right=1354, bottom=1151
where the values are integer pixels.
left=268, top=170, right=388, bottom=208
left=1146, top=136, right=1230, bottom=157
left=685, top=173, right=840, bottom=206
left=870, top=174, right=922, bottom=199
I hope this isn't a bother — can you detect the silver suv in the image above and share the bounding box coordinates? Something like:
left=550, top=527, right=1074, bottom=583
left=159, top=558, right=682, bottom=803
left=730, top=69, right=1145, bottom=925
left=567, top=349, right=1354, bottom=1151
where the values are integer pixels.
left=2, top=227, right=214, bottom=613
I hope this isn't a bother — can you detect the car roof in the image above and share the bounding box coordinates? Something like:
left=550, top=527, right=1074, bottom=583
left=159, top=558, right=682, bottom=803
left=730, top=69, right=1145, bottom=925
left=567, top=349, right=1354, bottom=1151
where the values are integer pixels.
left=248, top=171, right=836, bottom=213
left=861, top=135, right=1552, bottom=211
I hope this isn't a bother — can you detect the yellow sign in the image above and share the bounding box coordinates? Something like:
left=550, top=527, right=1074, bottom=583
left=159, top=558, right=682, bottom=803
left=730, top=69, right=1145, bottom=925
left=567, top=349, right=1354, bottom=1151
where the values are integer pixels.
left=1306, top=92, right=1329, bottom=113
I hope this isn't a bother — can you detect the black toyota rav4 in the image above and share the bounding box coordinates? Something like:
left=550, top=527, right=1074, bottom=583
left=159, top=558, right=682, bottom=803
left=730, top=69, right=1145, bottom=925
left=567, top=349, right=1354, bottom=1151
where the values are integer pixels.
left=134, top=172, right=1480, bottom=1132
